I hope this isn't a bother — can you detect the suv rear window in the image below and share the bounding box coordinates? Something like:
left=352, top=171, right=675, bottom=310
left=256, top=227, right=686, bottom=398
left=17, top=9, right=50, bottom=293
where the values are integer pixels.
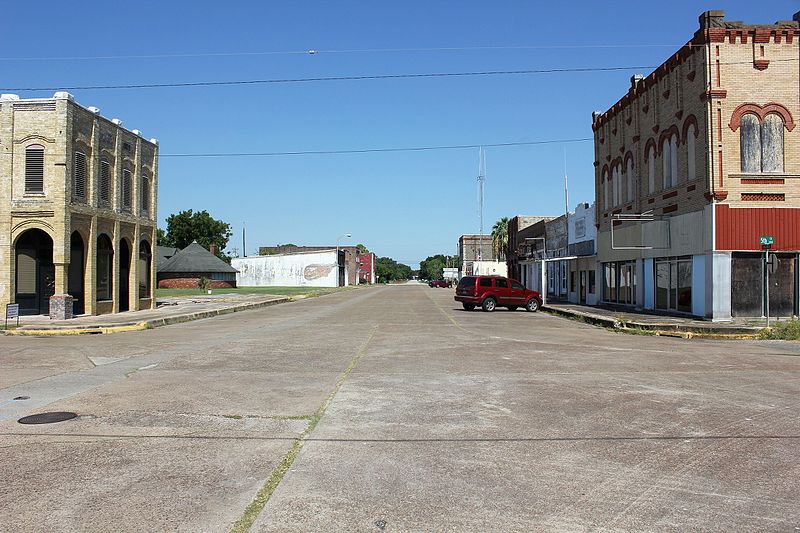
left=458, top=277, right=476, bottom=287
left=479, top=278, right=492, bottom=287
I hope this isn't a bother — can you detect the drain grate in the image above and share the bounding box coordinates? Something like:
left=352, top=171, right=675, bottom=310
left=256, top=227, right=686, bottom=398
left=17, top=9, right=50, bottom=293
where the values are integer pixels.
left=18, top=412, right=77, bottom=425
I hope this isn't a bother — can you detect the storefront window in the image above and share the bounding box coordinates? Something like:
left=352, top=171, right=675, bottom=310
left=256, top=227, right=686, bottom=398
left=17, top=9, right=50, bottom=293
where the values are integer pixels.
left=603, top=261, right=637, bottom=305
left=655, top=257, right=692, bottom=313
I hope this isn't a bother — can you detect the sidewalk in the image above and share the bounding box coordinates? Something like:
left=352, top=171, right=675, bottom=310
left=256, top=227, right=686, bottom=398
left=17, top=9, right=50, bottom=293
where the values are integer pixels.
left=4, top=293, right=291, bottom=335
left=542, top=302, right=770, bottom=337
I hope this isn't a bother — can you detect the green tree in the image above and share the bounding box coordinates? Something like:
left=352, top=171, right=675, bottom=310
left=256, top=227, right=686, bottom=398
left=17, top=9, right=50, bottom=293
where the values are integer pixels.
left=161, top=209, right=233, bottom=257
left=491, top=217, right=509, bottom=260
left=376, top=257, right=412, bottom=282
left=356, top=243, right=369, bottom=253
left=156, top=228, right=169, bottom=246
left=419, top=254, right=458, bottom=280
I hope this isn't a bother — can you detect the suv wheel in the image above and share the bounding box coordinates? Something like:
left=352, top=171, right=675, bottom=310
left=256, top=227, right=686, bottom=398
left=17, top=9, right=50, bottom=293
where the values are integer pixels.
left=526, top=298, right=540, bottom=312
left=462, top=303, right=475, bottom=311
left=482, top=297, right=497, bottom=312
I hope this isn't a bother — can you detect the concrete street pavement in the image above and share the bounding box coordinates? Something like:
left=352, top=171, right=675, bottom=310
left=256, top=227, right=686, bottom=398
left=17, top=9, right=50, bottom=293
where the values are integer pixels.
left=1, top=285, right=799, bottom=532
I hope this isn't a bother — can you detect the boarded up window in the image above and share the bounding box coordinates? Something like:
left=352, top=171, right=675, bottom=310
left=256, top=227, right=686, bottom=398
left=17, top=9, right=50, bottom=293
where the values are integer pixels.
left=73, top=152, right=87, bottom=199
left=122, top=170, right=132, bottom=209
left=761, top=114, right=784, bottom=172
left=16, top=250, right=36, bottom=293
left=100, top=160, right=111, bottom=203
left=139, top=240, right=151, bottom=298
left=25, top=145, right=44, bottom=193
left=740, top=114, right=762, bottom=173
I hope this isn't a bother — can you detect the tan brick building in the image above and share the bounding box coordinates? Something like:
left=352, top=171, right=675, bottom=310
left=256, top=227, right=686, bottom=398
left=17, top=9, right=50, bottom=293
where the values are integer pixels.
left=0, top=92, right=158, bottom=318
left=592, top=10, right=800, bottom=319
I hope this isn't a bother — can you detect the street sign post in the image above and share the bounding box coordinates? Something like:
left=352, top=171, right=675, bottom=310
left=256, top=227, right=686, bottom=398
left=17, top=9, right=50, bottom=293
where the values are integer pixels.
left=760, top=236, right=774, bottom=327
left=5, top=303, right=19, bottom=329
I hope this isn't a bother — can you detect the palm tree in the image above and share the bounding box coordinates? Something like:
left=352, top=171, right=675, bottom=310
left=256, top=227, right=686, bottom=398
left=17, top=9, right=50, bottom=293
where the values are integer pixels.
left=491, top=217, right=509, bottom=261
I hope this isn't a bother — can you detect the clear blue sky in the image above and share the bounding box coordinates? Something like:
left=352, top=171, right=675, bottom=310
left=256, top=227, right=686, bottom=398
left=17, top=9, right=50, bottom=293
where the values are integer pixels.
left=2, top=1, right=796, bottom=268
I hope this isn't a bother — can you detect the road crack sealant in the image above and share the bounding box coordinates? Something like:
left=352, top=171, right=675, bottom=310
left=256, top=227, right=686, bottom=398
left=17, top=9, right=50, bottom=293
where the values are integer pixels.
left=230, top=326, right=378, bottom=533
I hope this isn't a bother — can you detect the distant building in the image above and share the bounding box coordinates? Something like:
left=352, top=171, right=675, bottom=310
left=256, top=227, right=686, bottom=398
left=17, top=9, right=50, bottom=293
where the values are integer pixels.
left=458, top=234, right=494, bottom=277
left=233, top=249, right=341, bottom=287
left=592, top=10, right=800, bottom=318
left=566, top=203, right=599, bottom=305
left=357, top=251, right=376, bottom=284
left=507, top=215, right=553, bottom=281
left=157, top=242, right=238, bottom=289
left=259, top=245, right=361, bottom=286
left=0, top=92, right=158, bottom=318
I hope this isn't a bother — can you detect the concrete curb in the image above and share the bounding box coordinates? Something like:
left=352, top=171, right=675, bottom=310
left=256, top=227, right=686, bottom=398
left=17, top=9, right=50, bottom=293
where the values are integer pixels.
left=5, top=297, right=291, bottom=336
left=542, top=304, right=764, bottom=338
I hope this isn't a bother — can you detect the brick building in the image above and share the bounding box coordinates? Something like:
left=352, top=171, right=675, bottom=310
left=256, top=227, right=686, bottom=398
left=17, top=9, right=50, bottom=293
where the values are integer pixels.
left=592, top=10, right=800, bottom=319
left=506, top=215, right=551, bottom=281
left=458, top=234, right=498, bottom=277
left=0, top=92, right=158, bottom=318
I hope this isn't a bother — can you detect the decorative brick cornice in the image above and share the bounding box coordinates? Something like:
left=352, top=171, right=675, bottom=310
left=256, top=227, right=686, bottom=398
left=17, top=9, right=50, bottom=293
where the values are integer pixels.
left=753, top=59, right=770, bottom=70
left=704, top=191, right=729, bottom=201
left=701, top=89, right=728, bottom=101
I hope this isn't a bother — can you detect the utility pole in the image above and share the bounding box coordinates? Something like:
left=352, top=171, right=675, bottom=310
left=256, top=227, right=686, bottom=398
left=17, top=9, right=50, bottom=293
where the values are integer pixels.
left=242, top=223, right=247, bottom=257
left=477, top=147, right=486, bottom=261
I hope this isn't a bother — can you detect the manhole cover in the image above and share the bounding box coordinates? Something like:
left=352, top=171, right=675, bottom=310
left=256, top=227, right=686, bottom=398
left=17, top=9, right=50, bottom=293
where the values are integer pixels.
left=18, top=412, right=77, bottom=425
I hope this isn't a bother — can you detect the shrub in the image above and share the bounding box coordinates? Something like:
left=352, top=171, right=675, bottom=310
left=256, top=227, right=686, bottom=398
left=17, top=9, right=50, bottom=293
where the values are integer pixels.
left=760, top=319, right=800, bottom=340
left=197, top=276, right=210, bottom=291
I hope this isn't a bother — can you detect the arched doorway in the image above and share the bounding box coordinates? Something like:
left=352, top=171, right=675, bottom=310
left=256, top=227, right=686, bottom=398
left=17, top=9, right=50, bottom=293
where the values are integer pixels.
left=119, top=239, right=131, bottom=312
left=15, top=228, right=55, bottom=315
left=68, top=231, right=85, bottom=315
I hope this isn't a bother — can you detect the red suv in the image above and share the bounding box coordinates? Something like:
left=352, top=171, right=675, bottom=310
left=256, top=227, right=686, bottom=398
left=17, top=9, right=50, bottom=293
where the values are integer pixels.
left=455, top=276, right=542, bottom=312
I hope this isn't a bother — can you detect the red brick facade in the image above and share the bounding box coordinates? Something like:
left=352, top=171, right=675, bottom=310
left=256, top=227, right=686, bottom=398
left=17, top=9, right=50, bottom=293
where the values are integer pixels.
left=158, top=278, right=236, bottom=289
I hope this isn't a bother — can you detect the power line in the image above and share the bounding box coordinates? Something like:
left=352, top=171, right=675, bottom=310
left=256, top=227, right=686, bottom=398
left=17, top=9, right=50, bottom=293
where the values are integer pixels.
left=4, top=58, right=796, bottom=93
left=0, top=43, right=685, bottom=62
left=159, top=138, right=593, bottom=158
left=0, top=65, right=657, bottom=92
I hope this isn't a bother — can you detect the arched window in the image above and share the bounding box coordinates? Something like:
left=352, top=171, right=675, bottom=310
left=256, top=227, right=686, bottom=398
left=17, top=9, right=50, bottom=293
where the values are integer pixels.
left=686, top=124, right=696, bottom=181
left=602, top=170, right=609, bottom=210
left=661, top=139, right=671, bottom=190
left=99, top=160, right=111, bottom=204
left=25, top=145, right=45, bottom=193
left=96, top=234, right=113, bottom=301
left=661, top=135, right=679, bottom=189
left=670, top=135, right=678, bottom=185
left=626, top=158, right=634, bottom=203
left=139, top=240, right=151, bottom=299
left=647, top=146, right=655, bottom=194
left=761, top=114, right=784, bottom=173
left=73, top=151, right=87, bottom=200
left=612, top=166, right=620, bottom=206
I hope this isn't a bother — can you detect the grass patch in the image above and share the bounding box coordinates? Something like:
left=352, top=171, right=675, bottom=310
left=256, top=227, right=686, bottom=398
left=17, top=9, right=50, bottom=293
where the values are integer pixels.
left=156, top=286, right=353, bottom=298
left=759, top=319, right=800, bottom=340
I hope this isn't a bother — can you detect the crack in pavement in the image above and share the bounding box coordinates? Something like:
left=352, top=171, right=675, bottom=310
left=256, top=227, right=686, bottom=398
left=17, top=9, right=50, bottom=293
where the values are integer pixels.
left=229, top=325, right=379, bottom=533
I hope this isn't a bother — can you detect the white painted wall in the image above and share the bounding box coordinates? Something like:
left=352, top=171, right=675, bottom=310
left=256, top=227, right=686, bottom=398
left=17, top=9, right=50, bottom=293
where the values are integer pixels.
left=233, top=251, right=339, bottom=287
left=472, top=261, right=508, bottom=277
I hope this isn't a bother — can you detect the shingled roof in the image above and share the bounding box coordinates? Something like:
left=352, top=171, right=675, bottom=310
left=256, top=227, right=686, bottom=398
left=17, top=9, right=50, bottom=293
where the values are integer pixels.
left=158, top=242, right=238, bottom=274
